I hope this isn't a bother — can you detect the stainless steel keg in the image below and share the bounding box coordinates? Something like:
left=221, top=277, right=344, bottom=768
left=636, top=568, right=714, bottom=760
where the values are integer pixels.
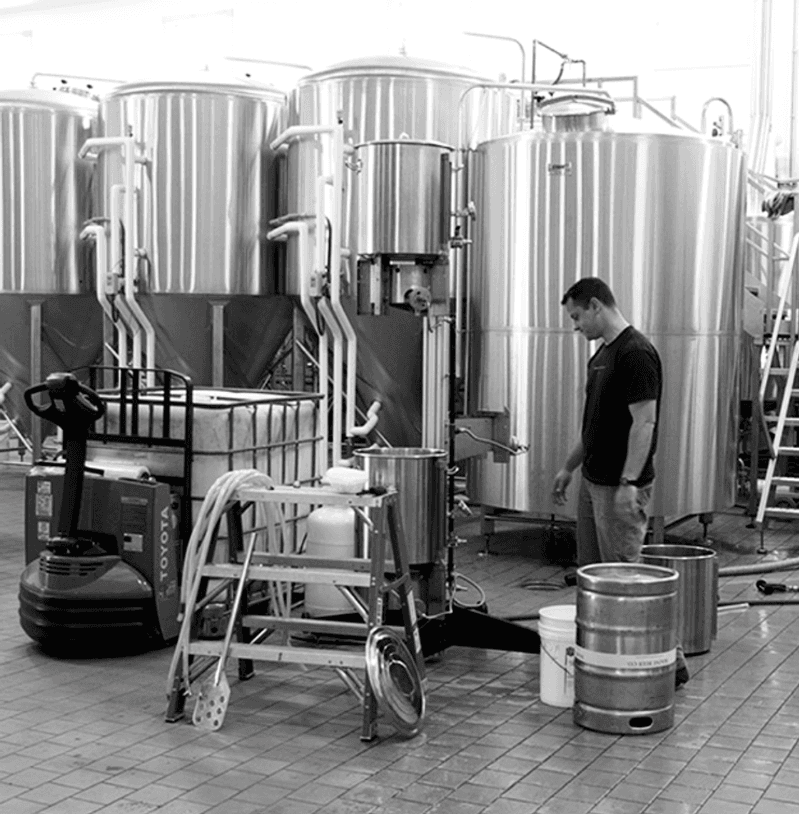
left=574, top=563, right=679, bottom=735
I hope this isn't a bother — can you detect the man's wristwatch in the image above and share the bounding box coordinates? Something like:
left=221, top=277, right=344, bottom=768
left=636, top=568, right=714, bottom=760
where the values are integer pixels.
left=619, top=477, right=635, bottom=487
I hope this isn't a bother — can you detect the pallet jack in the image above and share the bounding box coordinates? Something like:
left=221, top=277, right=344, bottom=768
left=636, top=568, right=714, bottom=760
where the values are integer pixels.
left=18, top=372, right=181, bottom=652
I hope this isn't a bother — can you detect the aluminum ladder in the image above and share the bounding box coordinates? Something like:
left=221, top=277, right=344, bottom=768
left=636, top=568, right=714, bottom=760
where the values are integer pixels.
left=756, top=233, right=799, bottom=542
left=165, top=485, right=425, bottom=742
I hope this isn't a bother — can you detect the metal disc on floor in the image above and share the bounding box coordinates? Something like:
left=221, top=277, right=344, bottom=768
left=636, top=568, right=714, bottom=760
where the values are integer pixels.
left=365, top=627, right=425, bottom=737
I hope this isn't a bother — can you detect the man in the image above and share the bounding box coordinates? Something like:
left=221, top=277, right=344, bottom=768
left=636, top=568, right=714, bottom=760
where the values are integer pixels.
left=552, top=277, right=688, bottom=685
left=553, top=277, right=660, bottom=565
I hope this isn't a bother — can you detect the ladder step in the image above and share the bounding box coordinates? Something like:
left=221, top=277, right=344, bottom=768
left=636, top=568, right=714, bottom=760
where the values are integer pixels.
left=776, top=447, right=799, bottom=455
left=241, top=614, right=405, bottom=638
left=770, top=476, right=799, bottom=486
left=201, top=563, right=372, bottom=587
left=764, top=416, right=799, bottom=424
left=188, top=639, right=366, bottom=669
left=763, top=506, right=799, bottom=518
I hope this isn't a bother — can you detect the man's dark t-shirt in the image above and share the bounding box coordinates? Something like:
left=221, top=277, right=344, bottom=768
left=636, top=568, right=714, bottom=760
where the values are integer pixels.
left=581, top=326, right=661, bottom=487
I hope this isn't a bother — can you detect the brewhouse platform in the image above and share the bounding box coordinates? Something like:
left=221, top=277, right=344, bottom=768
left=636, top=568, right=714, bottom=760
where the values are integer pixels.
left=1, top=465, right=799, bottom=814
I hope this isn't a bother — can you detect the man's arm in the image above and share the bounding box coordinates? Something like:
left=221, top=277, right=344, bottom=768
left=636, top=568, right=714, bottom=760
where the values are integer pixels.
left=552, top=439, right=584, bottom=505
left=621, top=399, right=657, bottom=482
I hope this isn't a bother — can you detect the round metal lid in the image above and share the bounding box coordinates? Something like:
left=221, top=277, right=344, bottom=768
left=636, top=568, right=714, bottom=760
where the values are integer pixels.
left=354, top=446, right=446, bottom=460
left=0, top=88, right=98, bottom=115
left=299, top=54, right=483, bottom=83
left=577, top=563, right=679, bottom=596
left=365, top=627, right=425, bottom=737
left=539, top=94, right=614, bottom=133
left=106, top=76, right=284, bottom=102
left=354, top=137, right=454, bottom=151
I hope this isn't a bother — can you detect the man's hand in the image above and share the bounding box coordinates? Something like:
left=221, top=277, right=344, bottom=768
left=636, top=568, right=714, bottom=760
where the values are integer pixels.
left=614, top=483, right=638, bottom=515
left=552, top=469, right=572, bottom=505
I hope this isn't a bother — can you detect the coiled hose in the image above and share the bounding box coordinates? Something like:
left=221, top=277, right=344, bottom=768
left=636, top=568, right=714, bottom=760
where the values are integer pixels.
left=166, top=469, right=290, bottom=697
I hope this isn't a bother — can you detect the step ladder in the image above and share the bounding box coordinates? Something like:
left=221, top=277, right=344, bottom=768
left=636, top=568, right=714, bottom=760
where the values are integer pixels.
left=756, top=234, right=799, bottom=543
left=165, top=483, right=425, bottom=742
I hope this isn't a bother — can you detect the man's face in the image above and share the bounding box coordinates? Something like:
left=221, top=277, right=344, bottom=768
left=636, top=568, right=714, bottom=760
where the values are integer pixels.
left=564, top=297, right=602, bottom=340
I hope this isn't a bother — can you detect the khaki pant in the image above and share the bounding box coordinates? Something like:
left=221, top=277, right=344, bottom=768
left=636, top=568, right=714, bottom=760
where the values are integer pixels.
left=576, top=478, right=653, bottom=566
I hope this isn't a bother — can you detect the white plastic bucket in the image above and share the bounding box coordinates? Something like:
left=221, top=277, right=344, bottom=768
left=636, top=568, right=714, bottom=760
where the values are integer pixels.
left=538, top=604, right=577, bottom=708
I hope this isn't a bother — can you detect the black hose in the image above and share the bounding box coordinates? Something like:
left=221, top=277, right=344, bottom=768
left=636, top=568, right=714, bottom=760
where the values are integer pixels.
left=502, top=612, right=540, bottom=622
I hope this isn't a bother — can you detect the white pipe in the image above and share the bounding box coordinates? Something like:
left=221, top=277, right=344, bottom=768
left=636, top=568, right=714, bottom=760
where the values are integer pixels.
left=270, top=124, right=336, bottom=152
left=120, top=138, right=156, bottom=387
left=314, top=170, right=343, bottom=465
left=273, top=122, right=365, bottom=451
left=318, top=298, right=343, bottom=465
left=110, top=183, right=141, bottom=369
left=81, top=222, right=127, bottom=367
left=267, top=220, right=329, bottom=473
left=350, top=400, right=381, bottom=437
left=78, top=135, right=135, bottom=161
left=82, top=135, right=155, bottom=384
left=327, top=123, right=359, bottom=438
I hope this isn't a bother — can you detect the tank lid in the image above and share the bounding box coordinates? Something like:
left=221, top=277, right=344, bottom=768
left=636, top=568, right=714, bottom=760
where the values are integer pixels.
left=106, top=76, right=285, bottom=102
left=299, top=54, right=485, bottom=83
left=354, top=137, right=454, bottom=151
left=0, top=88, right=98, bottom=114
left=539, top=94, right=615, bottom=133
left=577, top=563, right=678, bottom=596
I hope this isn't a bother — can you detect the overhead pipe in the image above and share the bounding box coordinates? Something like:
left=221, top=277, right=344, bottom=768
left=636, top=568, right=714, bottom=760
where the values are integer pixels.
left=701, top=97, right=735, bottom=137
left=463, top=32, right=526, bottom=84
left=749, top=0, right=774, bottom=176
left=266, top=220, right=329, bottom=473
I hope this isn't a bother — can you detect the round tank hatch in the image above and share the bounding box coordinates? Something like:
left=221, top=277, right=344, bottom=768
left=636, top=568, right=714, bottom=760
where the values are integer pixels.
left=299, top=54, right=484, bottom=83
left=539, top=94, right=615, bottom=133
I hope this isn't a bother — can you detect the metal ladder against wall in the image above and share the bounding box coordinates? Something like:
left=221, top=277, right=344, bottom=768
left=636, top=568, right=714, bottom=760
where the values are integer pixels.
left=165, top=485, right=425, bottom=742
left=755, top=233, right=799, bottom=536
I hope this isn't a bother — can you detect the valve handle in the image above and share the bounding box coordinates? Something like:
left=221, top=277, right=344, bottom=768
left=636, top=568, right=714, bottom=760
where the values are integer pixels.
left=756, top=579, right=786, bottom=595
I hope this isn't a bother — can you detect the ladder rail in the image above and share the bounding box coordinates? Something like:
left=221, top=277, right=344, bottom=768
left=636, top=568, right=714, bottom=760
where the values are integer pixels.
left=756, top=336, right=799, bottom=525
left=759, top=233, right=799, bottom=404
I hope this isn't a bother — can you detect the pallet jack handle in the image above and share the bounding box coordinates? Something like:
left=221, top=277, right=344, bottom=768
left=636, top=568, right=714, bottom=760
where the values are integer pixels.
left=24, top=373, right=106, bottom=544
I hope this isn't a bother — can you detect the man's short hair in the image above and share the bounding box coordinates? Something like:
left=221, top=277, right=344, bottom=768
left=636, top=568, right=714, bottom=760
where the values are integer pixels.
left=561, top=277, right=616, bottom=308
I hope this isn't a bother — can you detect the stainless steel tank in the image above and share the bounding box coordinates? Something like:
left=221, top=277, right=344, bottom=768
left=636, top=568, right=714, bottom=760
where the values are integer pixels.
left=355, top=139, right=452, bottom=257
left=287, top=56, right=515, bottom=444
left=98, top=78, right=290, bottom=387
left=0, top=90, right=102, bottom=438
left=467, top=116, right=746, bottom=519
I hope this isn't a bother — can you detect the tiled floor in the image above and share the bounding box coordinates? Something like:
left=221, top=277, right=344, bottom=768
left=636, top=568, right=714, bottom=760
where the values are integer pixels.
left=2, top=463, right=799, bottom=814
